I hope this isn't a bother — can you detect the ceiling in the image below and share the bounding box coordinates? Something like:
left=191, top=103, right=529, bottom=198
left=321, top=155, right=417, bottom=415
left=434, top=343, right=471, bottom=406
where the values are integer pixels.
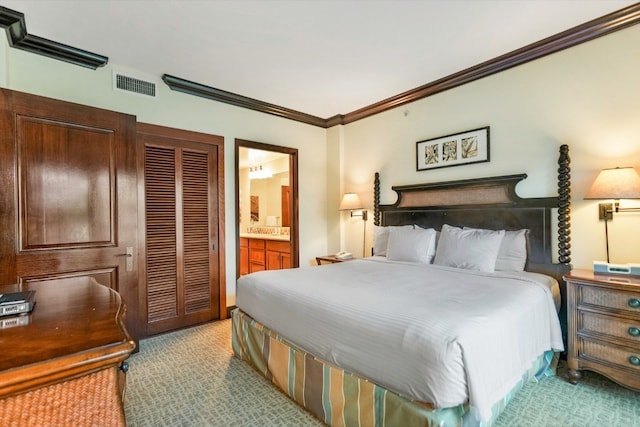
left=2, top=0, right=637, bottom=119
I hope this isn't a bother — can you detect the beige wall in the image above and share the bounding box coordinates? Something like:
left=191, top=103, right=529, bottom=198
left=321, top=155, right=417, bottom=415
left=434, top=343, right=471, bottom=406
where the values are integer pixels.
left=3, top=22, right=640, bottom=302
left=337, top=24, right=640, bottom=269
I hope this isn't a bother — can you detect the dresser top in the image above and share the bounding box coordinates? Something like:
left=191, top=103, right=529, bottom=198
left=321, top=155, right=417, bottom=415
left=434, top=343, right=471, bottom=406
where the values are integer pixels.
left=565, top=269, right=640, bottom=287
left=0, top=277, right=135, bottom=396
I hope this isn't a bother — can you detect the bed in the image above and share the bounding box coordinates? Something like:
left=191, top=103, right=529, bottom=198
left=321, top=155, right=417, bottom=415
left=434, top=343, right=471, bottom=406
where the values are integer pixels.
left=232, top=145, right=572, bottom=426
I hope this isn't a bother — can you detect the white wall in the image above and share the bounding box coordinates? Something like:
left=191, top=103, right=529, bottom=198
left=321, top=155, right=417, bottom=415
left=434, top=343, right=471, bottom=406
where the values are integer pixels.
left=339, top=24, right=640, bottom=269
left=2, top=46, right=328, bottom=303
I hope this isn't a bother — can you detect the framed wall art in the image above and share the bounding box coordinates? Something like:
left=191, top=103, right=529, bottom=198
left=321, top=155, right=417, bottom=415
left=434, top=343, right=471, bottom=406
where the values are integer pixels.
left=416, top=126, right=490, bottom=171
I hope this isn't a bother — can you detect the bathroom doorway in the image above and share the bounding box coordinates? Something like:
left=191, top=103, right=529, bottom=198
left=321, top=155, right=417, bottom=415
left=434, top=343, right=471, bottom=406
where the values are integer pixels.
left=235, top=139, right=298, bottom=279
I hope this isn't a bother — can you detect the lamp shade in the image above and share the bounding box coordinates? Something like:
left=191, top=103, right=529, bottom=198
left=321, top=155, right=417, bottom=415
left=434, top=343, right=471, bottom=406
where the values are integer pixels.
left=339, top=193, right=363, bottom=210
left=585, top=167, right=640, bottom=200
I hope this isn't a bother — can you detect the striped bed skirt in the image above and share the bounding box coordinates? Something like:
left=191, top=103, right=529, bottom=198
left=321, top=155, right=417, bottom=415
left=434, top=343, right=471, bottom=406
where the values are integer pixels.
left=231, top=308, right=557, bottom=427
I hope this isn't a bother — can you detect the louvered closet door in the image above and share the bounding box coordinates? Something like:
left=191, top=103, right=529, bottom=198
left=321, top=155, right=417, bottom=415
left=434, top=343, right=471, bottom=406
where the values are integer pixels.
left=138, top=123, right=224, bottom=336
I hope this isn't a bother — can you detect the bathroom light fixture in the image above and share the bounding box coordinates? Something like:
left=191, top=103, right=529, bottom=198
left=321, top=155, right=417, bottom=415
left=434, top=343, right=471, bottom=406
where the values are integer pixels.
left=584, top=166, right=640, bottom=262
left=339, top=193, right=368, bottom=257
left=248, top=165, right=272, bottom=180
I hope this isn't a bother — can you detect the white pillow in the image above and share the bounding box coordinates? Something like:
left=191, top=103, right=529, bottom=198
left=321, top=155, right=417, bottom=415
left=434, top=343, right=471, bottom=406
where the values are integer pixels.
left=463, top=227, right=529, bottom=271
left=372, top=225, right=414, bottom=256
left=434, top=224, right=505, bottom=272
left=495, top=229, right=528, bottom=271
left=386, top=226, right=437, bottom=264
left=415, top=225, right=438, bottom=262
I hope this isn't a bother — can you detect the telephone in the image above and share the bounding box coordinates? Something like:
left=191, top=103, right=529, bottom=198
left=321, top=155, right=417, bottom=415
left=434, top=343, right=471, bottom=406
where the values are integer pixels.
left=335, top=251, right=353, bottom=259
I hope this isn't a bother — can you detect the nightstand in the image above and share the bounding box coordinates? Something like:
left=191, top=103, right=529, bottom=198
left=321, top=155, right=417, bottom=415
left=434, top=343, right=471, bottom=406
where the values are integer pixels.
left=315, top=255, right=353, bottom=265
left=564, top=269, right=640, bottom=391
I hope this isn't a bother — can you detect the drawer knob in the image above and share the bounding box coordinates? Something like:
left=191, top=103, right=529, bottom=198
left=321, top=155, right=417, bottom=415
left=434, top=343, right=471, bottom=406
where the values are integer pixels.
left=630, top=327, right=640, bottom=337
left=629, top=355, right=640, bottom=366
left=629, top=298, right=640, bottom=308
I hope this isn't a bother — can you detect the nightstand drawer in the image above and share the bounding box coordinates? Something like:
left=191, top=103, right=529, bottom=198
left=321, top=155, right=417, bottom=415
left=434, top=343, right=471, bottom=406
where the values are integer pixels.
left=566, top=270, right=640, bottom=391
left=580, top=286, right=640, bottom=313
left=580, top=338, right=640, bottom=373
left=580, top=311, right=640, bottom=342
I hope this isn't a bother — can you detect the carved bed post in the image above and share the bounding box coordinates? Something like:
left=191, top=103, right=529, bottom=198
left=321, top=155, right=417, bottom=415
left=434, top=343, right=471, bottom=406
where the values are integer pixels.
left=557, top=144, right=571, bottom=265
left=374, top=172, right=381, bottom=226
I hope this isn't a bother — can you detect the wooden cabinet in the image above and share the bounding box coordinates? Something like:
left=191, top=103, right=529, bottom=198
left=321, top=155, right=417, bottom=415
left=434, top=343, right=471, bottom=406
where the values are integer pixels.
left=246, top=238, right=291, bottom=273
left=0, top=277, right=135, bottom=425
left=565, top=269, right=640, bottom=391
left=266, top=240, right=291, bottom=270
left=249, top=239, right=266, bottom=273
left=239, top=238, right=249, bottom=276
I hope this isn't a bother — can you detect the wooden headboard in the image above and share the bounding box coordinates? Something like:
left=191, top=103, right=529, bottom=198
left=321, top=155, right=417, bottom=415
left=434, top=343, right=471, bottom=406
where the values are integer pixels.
left=373, top=144, right=572, bottom=330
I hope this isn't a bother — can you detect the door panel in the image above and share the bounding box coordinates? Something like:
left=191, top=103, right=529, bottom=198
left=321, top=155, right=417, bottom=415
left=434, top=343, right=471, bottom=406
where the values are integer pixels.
left=144, top=145, right=178, bottom=323
left=138, top=123, right=224, bottom=336
left=182, top=150, right=214, bottom=314
left=18, top=116, right=114, bottom=248
left=1, top=89, right=140, bottom=344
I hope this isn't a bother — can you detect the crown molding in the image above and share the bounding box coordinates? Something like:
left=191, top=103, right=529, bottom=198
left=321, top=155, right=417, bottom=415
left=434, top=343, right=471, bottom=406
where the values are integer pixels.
left=0, top=6, right=108, bottom=69
left=2, top=4, right=639, bottom=125
left=162, top=74, right=327, bottom=128
left=339, top=3, right=640, bottom=125
left=166, top=3, right=640, bottom=127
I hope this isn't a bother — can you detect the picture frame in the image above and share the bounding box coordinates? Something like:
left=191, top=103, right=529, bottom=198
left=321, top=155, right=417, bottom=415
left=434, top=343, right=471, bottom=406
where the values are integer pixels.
left=416, top=126, right=490, bottom=171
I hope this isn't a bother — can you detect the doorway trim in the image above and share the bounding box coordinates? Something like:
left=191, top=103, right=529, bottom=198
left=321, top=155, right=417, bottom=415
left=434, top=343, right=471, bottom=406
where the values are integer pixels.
left=235, top=139, right=299, bottom=279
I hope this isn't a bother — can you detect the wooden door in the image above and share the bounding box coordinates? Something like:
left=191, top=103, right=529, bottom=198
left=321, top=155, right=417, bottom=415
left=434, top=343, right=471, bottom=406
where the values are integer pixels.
left=137, top=123, right=224, bottom=336
left=281, top=185, right=290, bottom=227
left=0, top=89, right=140, bottom=343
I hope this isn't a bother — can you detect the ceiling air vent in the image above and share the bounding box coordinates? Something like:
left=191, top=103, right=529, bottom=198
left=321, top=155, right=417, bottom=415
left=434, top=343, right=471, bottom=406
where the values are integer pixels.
left=113, top=71, right=158, bottom=98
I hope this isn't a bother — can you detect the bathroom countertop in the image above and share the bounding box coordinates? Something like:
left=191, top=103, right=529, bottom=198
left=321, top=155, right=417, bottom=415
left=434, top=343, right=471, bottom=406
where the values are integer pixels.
left=240, top=233, right=290, bottom=242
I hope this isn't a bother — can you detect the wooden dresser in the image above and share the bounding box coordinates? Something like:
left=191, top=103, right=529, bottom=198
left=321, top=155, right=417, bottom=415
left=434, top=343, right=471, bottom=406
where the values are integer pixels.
left=0, top=277, right=136, bottom=426
left=565, top=269, right=640, bottom=391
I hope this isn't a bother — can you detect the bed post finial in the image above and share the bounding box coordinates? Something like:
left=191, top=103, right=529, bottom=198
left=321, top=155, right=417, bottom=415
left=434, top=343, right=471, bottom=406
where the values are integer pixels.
left=557, top=144, right=571, bottom=265
left=374, top=172, right=380, bottom=226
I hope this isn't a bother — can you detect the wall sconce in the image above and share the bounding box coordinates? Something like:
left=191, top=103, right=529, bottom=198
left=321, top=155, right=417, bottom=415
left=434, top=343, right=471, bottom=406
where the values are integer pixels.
left=584, top=166, right=640, bottom=262
left=339, top=193, right=368, bottom=257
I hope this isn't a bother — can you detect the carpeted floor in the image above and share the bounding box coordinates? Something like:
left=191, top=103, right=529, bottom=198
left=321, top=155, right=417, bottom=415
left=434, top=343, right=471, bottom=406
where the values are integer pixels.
left=124, top=319, right=640, bottom=427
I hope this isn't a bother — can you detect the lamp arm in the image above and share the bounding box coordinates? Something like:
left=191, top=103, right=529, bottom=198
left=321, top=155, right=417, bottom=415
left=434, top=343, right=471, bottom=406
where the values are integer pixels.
left=616, top=206, right=640, bottom=212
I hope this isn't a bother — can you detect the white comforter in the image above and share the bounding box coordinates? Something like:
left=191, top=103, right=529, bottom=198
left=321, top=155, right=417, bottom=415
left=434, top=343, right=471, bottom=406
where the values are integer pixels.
left=236, top=258, right=564, bottom=421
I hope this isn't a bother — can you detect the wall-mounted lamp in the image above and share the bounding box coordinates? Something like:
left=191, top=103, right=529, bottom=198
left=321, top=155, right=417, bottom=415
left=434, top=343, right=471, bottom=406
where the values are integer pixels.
left=584, top=166, right=640, bottom=262
left=339, top=193, right=368, bottom=257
